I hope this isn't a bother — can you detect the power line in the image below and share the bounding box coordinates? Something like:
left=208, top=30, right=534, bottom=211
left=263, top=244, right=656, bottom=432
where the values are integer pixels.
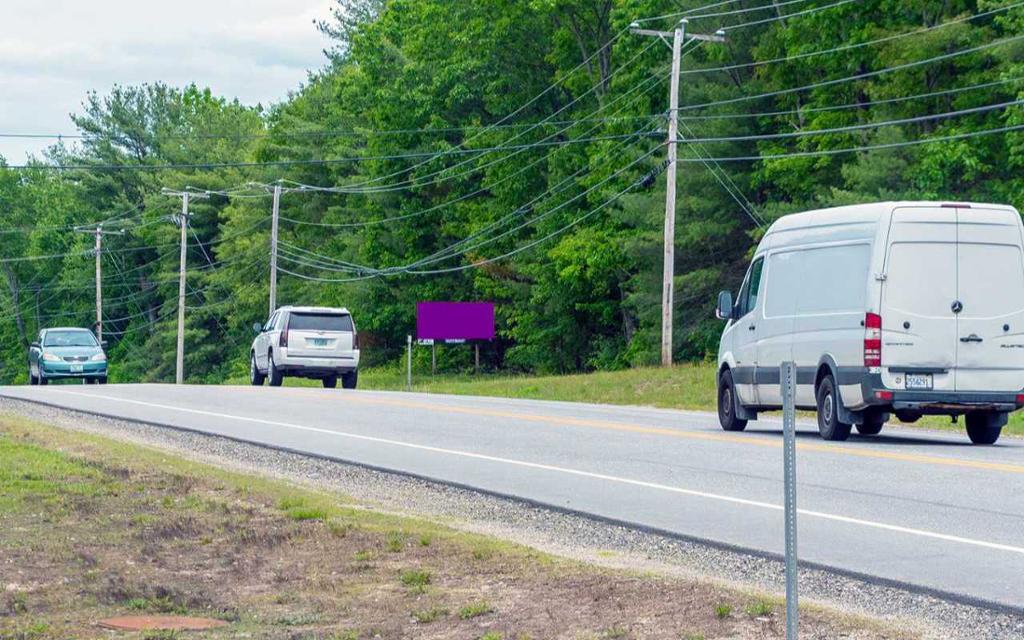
left=681, top=1, right=1024, bottom=76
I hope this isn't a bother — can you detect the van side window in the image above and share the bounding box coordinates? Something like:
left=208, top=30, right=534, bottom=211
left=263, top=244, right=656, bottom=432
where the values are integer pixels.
left=746, top=258, right=765, bottom=313
left=735, top=257, right=765, bottom=318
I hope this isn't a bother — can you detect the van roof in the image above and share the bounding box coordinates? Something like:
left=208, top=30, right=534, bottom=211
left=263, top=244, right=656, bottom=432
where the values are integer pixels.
left=765, top=201, right=1018, bottom=235
left=277, top=306, right=351, bottom=315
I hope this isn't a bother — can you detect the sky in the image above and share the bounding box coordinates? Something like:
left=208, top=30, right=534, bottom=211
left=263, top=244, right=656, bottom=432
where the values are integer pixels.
left=0, top=0, right=336, bottom=163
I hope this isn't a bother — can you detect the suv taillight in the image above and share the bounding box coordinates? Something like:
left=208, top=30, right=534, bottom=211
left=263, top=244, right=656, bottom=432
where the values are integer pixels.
left=279, top=317, right=289, bottom=348
left=864, top=312, right=882, bottom=367
left=353, top=332, right=359, bottom=350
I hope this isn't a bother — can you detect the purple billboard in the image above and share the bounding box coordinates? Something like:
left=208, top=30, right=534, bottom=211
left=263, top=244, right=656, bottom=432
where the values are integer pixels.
left=417, top=302, right=495, bottom=342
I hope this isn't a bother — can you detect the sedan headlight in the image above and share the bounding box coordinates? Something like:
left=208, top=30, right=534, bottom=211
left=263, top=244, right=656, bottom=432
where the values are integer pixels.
left=90, top=353, right=107, bottom=362
left=41, top=352, right=61, bottom=362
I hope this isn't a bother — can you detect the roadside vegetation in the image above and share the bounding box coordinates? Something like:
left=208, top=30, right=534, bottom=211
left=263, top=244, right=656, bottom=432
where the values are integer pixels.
left=243, top=363, right=1024, bottom=437
left=3, top=1, right=1024, bottom=388
left=0, top=414, right=914, bottom=639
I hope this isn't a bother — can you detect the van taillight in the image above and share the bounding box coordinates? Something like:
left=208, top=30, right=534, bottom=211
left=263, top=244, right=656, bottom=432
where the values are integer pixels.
left=864, top=312, right=882, bottom=367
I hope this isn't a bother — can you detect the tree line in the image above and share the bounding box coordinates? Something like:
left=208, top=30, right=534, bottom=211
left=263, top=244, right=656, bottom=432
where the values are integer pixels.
left=0, top=0, right=1021, bottom=383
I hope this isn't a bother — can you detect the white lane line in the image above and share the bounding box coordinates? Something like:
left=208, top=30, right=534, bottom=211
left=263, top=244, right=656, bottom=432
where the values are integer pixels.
left=43, top=389, right=1024, bottom=556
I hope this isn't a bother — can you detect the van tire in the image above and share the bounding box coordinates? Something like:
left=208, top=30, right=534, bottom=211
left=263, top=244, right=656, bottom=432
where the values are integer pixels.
left=718, top=369, right=748, bottom=432
left=966, top=412, right=1005, bottom=445
left=267, top=351, right=284, bottom=387
left=323, top=376, right=338, bottom=389
left=816, top=375, right=852, bottom=441
left=342, top=371, right=358, bottom=390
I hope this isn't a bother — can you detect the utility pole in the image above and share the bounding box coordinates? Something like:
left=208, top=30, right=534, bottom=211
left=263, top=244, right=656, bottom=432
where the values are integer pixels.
left=269, top=184, right=282, bottom=317
left=631, top=19, right=725, bottom=367
left=74, top=224, right=125, bottom=344
left=162, top=189, right=209, bottom=384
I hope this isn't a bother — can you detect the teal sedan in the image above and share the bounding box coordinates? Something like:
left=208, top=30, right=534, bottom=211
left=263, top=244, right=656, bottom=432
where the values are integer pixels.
left=29, top=328, right=108, bottom=385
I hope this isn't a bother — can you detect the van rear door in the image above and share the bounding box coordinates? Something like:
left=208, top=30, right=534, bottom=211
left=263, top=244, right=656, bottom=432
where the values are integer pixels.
left=285, top=312, right=355, bottom=358
left=953, top=206, right=1024, bottom=392
left=880, top=206, right=959, bottom=392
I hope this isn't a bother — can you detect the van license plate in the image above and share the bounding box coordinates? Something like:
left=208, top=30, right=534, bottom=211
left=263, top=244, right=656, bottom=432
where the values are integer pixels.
left=905, top=373, right=933, bottom=390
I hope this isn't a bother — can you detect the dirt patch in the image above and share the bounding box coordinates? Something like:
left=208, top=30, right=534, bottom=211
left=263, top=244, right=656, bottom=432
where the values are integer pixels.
left=0, top=419, right=913, bottom=640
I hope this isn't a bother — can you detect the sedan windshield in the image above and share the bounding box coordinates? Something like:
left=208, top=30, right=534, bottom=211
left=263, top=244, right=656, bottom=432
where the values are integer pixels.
left=44, top=330, right=98, bottom=348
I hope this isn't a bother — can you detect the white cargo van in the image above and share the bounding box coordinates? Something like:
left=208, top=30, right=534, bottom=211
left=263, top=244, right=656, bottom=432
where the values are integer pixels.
left=715, top=201, right=1024, bottom=445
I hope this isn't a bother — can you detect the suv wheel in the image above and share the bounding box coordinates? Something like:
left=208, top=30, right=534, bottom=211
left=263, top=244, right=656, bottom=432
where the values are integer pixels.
left=717, top=369, right=748, bottom=432
left=966, top=412, right=1005, bottom=445
left=342, top=371, right=358, bottom=390
left=816, top=375, right=852, bottom=441
left=267, top=351, right=284, bottom=387
left=250, top=353, right=266, bottom=386
left=323, top=376, right=338, bottom=389
left=29, top=368, right=38, bottom=386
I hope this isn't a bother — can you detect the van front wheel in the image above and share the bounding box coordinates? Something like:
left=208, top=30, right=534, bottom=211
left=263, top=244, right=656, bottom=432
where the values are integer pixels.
left=966, top=412, right=1005, bottom=445
left=816, top=375, right=852, bottom=441
left=718, top=369, right=748, bottom=432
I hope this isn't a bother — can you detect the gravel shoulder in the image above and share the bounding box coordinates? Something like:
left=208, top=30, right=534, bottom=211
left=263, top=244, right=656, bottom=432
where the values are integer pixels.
left=2, top=397, right=1021, bottom=639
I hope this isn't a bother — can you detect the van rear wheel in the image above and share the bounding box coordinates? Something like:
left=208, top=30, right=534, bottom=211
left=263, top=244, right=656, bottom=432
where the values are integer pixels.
left=323, top=376, right=338, bottom=389
left=718, top=369, right=747, bottom=432
left=816, top=375, right=852, bottom=441
left=966, top=412, right=1005, bottom=445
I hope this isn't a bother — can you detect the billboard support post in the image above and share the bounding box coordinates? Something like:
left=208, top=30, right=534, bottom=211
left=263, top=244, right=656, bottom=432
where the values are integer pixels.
left=780, top=360, right=799, bottom=640
left=475, top=344, right=480, bottom=374
left=406, top=335, right=413, bottom=391
left=431, top=343, right=437, bottom=376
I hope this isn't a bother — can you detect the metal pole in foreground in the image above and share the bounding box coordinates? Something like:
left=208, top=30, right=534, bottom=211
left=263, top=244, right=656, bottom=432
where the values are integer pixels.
left=406, top=335, right=413, bottom=391
left=780, top=360, right=799, bottom=639
left=94, top=228, right=102, bottom=343
left=269, top=184, right=281, bottom=317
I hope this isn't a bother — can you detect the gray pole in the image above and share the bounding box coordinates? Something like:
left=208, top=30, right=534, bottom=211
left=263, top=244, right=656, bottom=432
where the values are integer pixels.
left=660, top=19, right=685, bottom=368
left=406, top=335, right=413, bottom=390
left=94, top=227, right=103, bottom=343
left=176, top=193, right=189, bottom=385
left=269, top=184, right=281, bottom=317
left=780, top=360, right=799, bottom=639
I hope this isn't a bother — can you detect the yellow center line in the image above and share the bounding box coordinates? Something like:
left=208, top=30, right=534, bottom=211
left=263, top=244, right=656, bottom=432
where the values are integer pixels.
left=239, top=387, right=1024, bottom=475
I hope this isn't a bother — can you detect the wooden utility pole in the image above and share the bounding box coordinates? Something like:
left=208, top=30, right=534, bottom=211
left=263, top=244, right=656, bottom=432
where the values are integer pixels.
left=74, top=224, right=125, bottom=343
left=269, top=184, right=281, bottom=317
left=630, top=19, right=725, bottom=367
left=162, top=189, right=209, bottom=384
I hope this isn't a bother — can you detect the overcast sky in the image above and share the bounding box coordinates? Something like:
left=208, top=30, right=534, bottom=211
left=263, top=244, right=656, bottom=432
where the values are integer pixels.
left=0, top=0, right=335, bottom=163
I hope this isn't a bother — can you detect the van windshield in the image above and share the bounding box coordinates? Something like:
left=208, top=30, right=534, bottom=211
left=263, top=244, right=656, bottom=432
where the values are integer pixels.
left=44, top=330, right=98, bottom=347
left=289, top=313, right=354, bottom=332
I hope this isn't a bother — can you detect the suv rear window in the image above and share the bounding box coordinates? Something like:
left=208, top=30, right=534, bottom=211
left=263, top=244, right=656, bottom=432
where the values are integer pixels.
left=288, top=313, right=354, bottom=332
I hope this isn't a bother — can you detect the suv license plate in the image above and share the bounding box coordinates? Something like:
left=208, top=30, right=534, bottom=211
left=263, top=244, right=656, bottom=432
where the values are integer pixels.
left=905, top=373, right=933, bottom=390
left=70, top=364, right=84, bottom=373
left=309, top=338, right=329, bottom=347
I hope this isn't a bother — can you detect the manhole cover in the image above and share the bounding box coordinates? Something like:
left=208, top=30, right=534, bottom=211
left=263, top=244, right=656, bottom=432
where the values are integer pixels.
left=98, top=615, right=228, bottom=631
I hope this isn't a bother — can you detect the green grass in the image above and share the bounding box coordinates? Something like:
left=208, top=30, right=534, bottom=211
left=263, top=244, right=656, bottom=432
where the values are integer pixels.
left=399, top=569, right=431, bottom=591
left=231, top=361, right=1024, bottom=437
left=457, top=601, right=494, bottom=620
left=745, top=599, right=775, bottom=618
left=713, top=603, right=732, bottom=619
left=411, top=606, right=447, bottom=623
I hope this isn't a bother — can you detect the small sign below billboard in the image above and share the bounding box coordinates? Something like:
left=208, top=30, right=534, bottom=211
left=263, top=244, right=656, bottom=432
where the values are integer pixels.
left=417, top=302, right=495, bottom=342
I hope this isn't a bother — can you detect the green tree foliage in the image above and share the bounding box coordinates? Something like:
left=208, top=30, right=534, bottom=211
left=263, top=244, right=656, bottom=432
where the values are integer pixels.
left=1, top=0, right=1023, bottom=382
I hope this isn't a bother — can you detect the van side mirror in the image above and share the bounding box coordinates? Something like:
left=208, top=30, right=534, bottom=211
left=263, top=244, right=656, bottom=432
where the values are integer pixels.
left=716, top=291, right=734, bottom=320
left=252, top=322, right=263, bottom=335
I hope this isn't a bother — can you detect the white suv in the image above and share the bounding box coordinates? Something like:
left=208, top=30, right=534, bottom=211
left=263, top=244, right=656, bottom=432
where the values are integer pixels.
left=250, top=306, right=360, bottom=389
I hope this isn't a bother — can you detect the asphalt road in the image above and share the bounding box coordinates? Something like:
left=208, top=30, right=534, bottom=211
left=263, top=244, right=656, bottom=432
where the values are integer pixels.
left=3, top=384, right=1023, bottom=611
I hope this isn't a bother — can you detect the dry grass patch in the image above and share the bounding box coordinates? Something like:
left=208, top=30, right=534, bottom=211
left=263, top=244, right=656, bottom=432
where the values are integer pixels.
left=0, top=413, right=917, bottom=640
